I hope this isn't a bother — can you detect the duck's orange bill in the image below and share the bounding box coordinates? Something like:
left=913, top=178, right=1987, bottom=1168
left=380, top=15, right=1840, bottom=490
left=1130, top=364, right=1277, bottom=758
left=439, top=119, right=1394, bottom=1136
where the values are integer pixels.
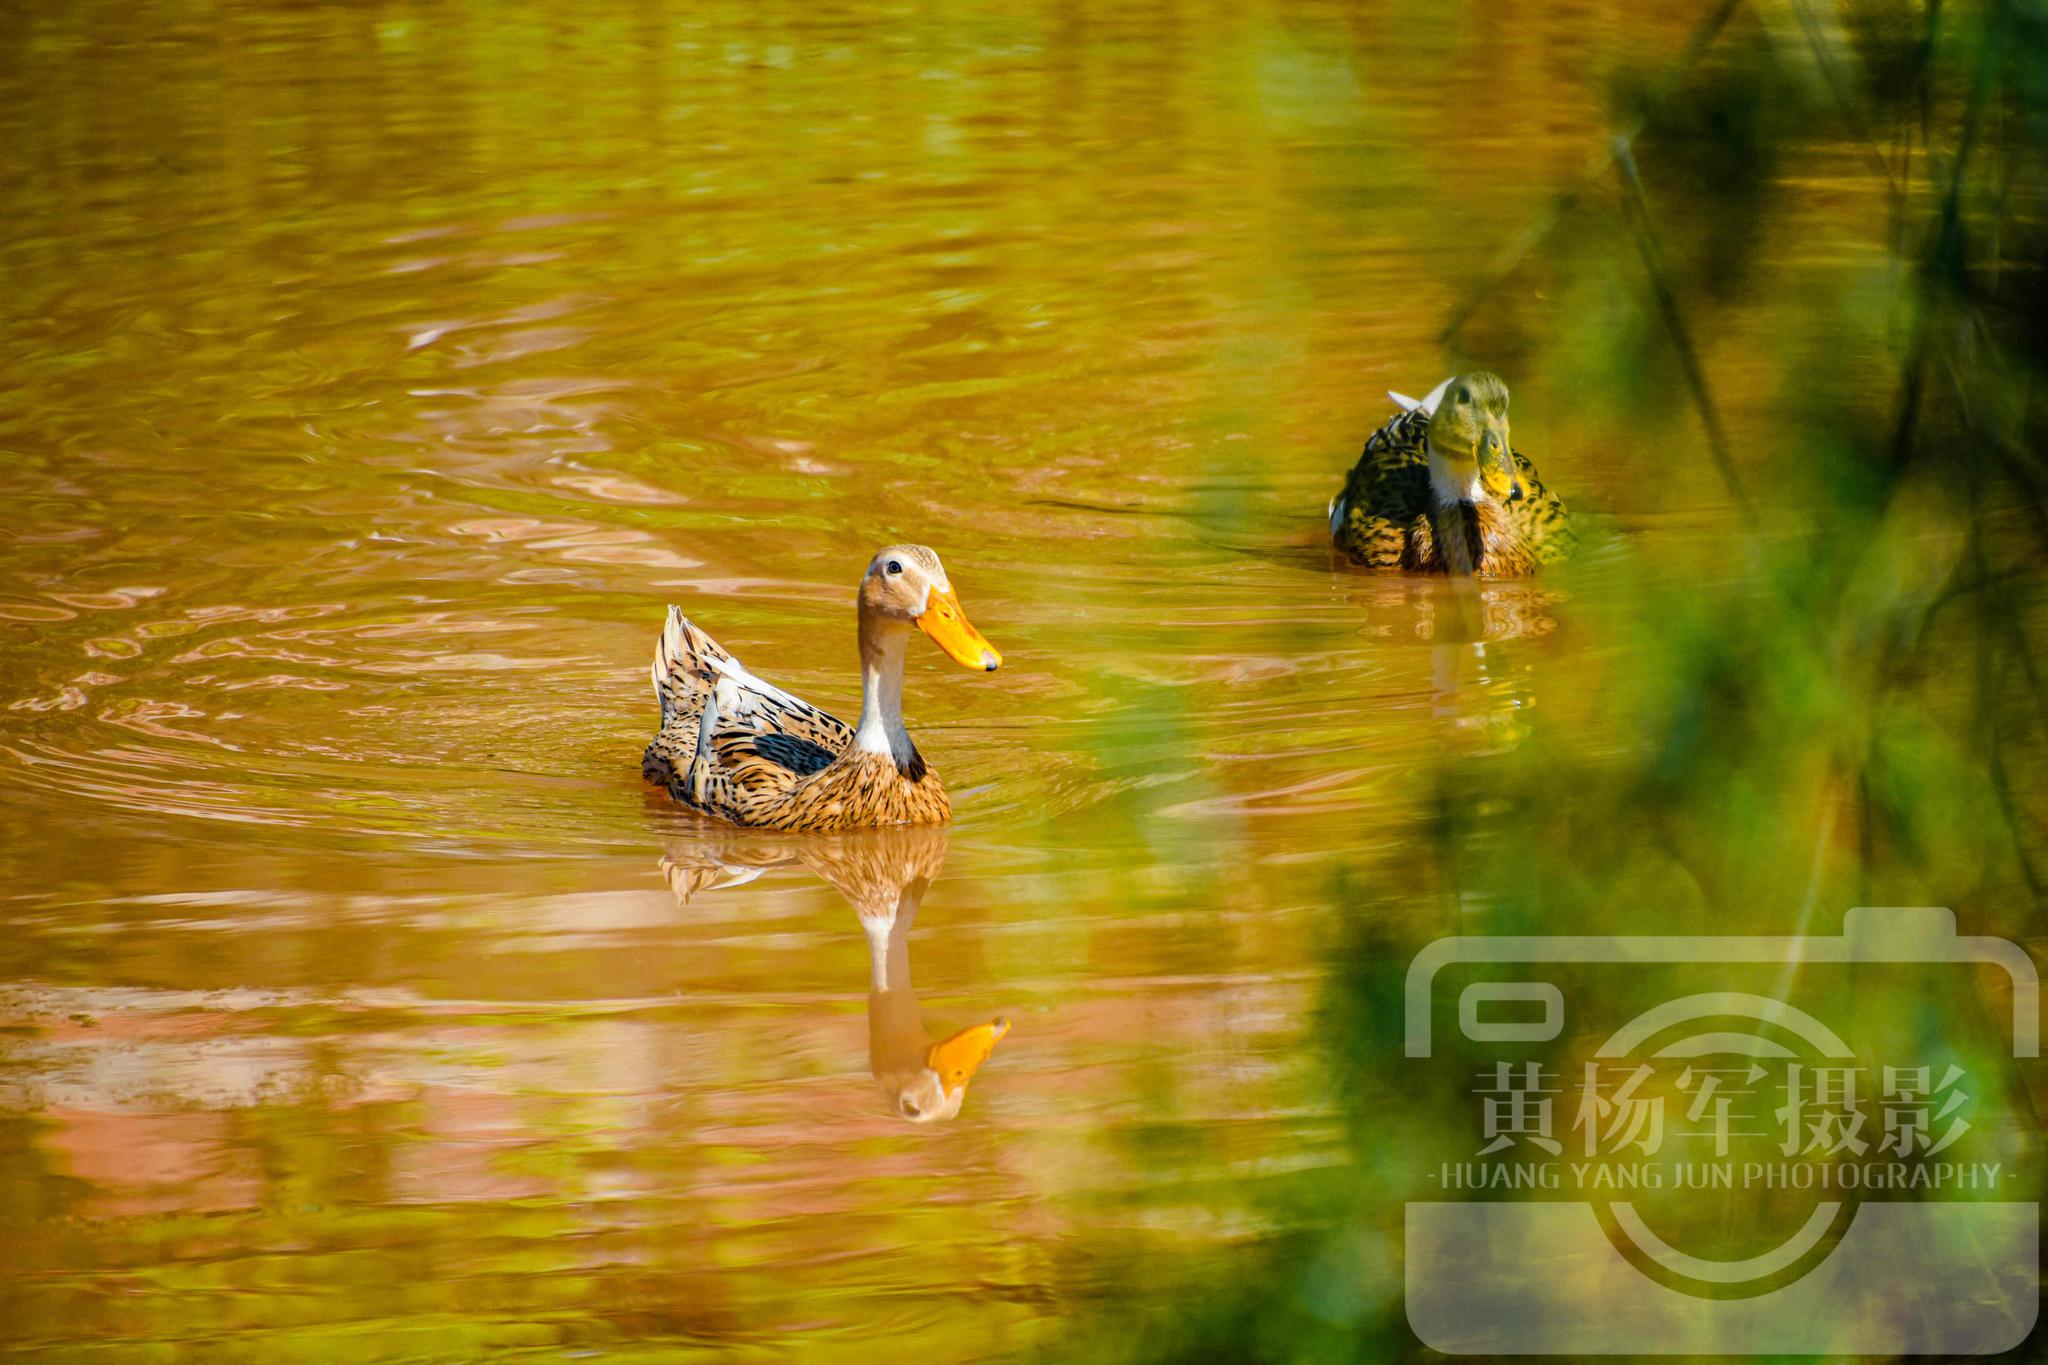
left=927, top=1016, right=1011, bottom=1096
left=916, top=586, right=1002, bottom=672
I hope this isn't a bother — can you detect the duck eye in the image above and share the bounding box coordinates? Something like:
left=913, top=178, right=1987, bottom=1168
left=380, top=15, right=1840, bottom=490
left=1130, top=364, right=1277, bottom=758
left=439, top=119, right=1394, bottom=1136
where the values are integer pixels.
left=886, top=560, right=903, bottom=576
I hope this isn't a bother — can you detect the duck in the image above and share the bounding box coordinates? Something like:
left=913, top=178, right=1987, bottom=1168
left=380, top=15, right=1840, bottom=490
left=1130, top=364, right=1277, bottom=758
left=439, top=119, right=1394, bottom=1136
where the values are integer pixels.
left=1329, top=372, right=1573, bottom=576
left=642, top=545, right=1001, bottom=829
left=659, top=825, right=1011, bottom=1122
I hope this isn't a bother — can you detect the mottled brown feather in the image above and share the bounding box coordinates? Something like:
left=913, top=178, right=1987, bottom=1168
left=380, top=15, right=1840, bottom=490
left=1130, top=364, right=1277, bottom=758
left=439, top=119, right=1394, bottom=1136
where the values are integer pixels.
left=641, top=605, right=952, bottom=829
left=1331, top=406, right=1573, bottom=577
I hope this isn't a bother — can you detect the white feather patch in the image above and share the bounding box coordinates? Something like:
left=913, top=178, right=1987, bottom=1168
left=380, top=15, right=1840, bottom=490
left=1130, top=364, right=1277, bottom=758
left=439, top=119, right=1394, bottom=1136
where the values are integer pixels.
left=1391, top=376, right=1456, bottom=416
left=706, top=652, right=809, bottom=715
left=1430, top=460, right=1485, bottom=505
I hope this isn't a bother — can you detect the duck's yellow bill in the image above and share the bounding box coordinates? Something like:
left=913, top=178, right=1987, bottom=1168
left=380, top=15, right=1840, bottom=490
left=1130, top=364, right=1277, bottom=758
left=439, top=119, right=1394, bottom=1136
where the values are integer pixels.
left=927, top=1017, right=1010, bottom=1095
left=917, top=586, right=1002, bottom=672
left=1480, top=426, right=1524, bottom=500
left=1480, top=454, right=1526, bottom=501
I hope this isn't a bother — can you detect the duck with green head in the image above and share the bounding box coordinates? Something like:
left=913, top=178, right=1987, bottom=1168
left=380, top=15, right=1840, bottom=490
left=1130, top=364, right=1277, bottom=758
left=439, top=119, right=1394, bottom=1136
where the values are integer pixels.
left=1329, top=372, right=1572, bottom=576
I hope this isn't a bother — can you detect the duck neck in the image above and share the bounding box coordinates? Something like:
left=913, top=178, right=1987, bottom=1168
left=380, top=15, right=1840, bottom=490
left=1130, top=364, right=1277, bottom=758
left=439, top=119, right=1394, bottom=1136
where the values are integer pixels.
left=854, top=612, right=919, bottom=771
left=1426, top=440, right=1485, bottom=509
left=1426, top=441, right=1487, bottom=574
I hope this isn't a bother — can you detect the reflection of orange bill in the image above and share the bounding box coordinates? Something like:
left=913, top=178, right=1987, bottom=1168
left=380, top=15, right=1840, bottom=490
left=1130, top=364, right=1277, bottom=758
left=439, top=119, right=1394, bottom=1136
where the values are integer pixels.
left=928, top=1017, right=1011, bottom=1094
left=917, top=586, right=1002, bottom=671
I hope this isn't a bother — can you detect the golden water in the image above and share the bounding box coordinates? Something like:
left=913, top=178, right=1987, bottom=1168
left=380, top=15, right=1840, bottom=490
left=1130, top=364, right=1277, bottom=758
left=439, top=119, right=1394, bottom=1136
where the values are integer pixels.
left=0, top=1, right=1897, bottom=1358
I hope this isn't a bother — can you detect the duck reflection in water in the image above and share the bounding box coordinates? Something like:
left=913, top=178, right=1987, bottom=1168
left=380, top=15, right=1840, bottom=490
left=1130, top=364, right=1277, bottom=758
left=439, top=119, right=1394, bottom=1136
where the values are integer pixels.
left=1391, top=577, right=1559, bottom=747
left=659, top=825, right=1008, bottom=1123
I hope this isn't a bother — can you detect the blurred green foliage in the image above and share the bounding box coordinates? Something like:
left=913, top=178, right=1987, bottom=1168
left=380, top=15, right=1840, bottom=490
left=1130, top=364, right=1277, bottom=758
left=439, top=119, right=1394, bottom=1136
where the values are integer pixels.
left=1055, top=0, right=2048, bottom=1357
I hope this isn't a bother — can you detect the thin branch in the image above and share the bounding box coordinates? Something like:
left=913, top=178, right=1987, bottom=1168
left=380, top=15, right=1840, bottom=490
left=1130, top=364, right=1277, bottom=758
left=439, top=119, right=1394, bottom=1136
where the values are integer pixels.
left=1612, top=138, right=1750, bottom=513
left=1436, top=0, right=1748, bottom=346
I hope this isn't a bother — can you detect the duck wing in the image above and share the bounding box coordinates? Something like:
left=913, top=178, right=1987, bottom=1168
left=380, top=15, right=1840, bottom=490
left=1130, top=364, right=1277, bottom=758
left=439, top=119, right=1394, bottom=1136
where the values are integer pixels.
left=659, top=842, right=799, bottom=902
left=643, top=605, right=854, bottom=820
left=1503, top=449, right=1575, bottom=563
left=1330, top=406, right=1432, bottom=567
left=649, top=606, right=849, bottom=745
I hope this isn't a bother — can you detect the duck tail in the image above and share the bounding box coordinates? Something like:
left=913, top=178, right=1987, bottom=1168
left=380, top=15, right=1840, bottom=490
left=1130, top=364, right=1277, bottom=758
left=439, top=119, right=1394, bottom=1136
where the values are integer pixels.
left=651, top=605, right=728, bottom=728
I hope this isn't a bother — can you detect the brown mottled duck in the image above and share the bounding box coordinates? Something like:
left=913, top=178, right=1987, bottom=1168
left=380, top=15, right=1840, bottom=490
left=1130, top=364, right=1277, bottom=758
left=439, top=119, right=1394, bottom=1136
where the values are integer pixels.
left=642, top=545, right=1001, bottom=829
left=1329, top=373, right=1573, bottom=576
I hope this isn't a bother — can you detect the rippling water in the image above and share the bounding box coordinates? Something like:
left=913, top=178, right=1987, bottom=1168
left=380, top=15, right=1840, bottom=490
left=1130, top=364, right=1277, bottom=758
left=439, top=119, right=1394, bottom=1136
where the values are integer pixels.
left=0, top=1, right=1861, bottom=1358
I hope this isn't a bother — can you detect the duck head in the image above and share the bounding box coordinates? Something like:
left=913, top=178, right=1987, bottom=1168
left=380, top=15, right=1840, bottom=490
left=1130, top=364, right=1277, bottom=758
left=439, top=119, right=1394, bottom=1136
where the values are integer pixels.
left=858, top=544, right=1001, bottom=672
left=875, top=1015, right=1012, bottom=1123
left=1423, top=372, right=1523, bottom=506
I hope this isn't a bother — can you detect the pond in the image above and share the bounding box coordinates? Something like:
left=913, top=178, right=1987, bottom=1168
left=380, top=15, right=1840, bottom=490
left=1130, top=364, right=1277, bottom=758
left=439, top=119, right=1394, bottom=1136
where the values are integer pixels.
left=0, top=1, right=1976, bottom=1360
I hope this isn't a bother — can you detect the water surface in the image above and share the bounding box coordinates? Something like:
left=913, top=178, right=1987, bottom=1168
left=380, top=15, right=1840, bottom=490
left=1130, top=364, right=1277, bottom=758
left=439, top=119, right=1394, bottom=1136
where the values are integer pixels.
left=0, top=1, right=1864, bottom=1357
